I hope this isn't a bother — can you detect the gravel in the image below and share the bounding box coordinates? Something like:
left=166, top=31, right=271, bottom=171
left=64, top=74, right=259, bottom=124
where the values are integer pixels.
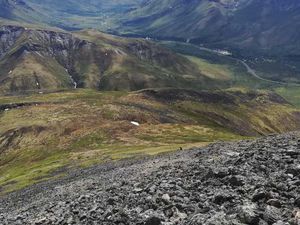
left=0, top=133, right=300, bottom=225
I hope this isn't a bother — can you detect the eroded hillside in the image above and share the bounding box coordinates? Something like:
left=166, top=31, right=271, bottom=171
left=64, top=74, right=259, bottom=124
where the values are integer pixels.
left=0, top=25, right=215, bottom=93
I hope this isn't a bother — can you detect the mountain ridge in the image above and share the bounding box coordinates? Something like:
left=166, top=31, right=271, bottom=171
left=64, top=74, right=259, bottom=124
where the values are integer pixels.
left=0, top=24, right=220, bottom=93
left=1, top=0, right=300, bottom=56
left=121, top=0, right=300, bottom=55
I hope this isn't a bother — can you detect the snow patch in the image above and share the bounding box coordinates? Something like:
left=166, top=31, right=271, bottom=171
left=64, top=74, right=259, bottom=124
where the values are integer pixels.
left=66, top=69, right=77, bottom=89
left=214, top=49, right=232, bottom=56
left=130, top=121, right=140, bottom=126
left=114, top=49, right=126, bottom=56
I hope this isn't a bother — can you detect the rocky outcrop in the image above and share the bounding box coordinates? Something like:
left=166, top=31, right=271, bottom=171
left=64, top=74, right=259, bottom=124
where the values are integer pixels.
left=0, top=132, right=299, bottom=224
left=0, top=25, right=24, bottom=58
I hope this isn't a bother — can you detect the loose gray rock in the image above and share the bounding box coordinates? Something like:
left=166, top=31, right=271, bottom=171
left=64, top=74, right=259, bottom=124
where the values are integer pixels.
left=0, top=132, right=299, bottom=225
left=239, top=203, right=260, bottom=225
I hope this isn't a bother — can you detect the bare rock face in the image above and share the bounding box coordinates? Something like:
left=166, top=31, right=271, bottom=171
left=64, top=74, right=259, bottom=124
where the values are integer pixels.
left=0, top=25, right=24, bottom=58
left=0, top=25, right=94, bottom=69
left=0, top=132, right=299, bottom=224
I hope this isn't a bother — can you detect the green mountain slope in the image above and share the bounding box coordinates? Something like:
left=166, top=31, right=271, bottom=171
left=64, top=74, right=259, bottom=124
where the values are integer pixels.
left=2, top=0, right=300, bottom=83
left=0, top=24, right=221, bottom=93
left=1, top=88, right=300, bottom=193
left=0, top=23, right=297, bottom=95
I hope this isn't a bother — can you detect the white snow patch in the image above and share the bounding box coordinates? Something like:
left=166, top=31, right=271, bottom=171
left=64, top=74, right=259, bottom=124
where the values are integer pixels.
left=114, top=49, right=126, bottom=56
left=214, top=49, right=232, bottom=56
left=4, top=108, right=9, bottom=111
left=66, top=71, right=77, bottom=89
left=73, top=81, right=77, bottom=89
left=8, top=70, right=12, bottom=74
left=36, top=82, right=39, bottom=86
left=130, top=121, right=140, bottom=126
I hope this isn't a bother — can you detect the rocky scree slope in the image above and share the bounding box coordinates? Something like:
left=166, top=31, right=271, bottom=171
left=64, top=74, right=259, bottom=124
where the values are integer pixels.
left=0, top=25, right=213, bottom=93
left=0, top=132, right=299, bottom=224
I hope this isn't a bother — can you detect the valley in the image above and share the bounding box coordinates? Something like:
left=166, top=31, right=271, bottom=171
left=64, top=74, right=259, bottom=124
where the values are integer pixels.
left=0, top=3, right=300, bottom=224
left=160, top=40, right=300, bottom=87
left=3, top=0, right=300, bottom=87
left=0, top=22, right=300, bottom=194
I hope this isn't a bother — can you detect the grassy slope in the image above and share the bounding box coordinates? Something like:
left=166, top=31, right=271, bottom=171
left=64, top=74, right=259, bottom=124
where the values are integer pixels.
left=0, top=88, right=300, bottom=193
left=0, top=16, right=300, bottom=195
left=0, top=18, right=63, bottom=31
left=159, top=40, right=300, bottom=92
left=275, top=86, right=300, bottom=108
left=1, top=23, right=298, bottom=94
left=167, top=36, right=300, bottom=109
left=160, top=41, right=276, bottom=89
left=0, top=26, right=220, bottom=93
left=74, top=30, right=218, bottom=91
left=0, top=53, right=72, bottom=93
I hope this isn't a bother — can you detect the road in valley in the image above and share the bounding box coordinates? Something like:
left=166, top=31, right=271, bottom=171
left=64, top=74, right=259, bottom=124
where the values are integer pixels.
left=161, top=40, right=300, bottom=86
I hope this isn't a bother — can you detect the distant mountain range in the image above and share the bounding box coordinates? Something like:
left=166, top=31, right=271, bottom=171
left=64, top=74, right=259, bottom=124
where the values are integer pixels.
left=0, top=0, right=38, bottom=22
left=1, top=0, right=300, bottom=93
left=122, top=0, right=300, bottom=55
left=0, top=0, right=142, bottom=30
left=1, top=0, right=300, bottom=56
